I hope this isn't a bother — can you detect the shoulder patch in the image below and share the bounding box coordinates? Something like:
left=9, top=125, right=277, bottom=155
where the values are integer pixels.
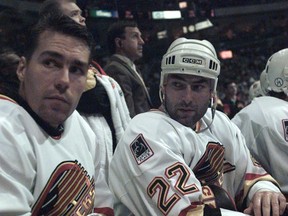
left=130, top=133, right=154, bottom=165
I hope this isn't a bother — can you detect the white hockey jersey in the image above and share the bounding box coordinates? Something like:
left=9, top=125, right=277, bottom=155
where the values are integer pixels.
left=109, top=108, right=279, bottom=216
left=0, top=95, right=114, bottom=215
left=232, top=96, right=288, bottom=196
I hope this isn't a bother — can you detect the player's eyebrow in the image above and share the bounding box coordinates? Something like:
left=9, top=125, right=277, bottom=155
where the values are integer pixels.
left=170, top=74, right=210, bottom=84
left=39, top=50, right=89, bottom=68
left=39, top=50, right=63, bottom=60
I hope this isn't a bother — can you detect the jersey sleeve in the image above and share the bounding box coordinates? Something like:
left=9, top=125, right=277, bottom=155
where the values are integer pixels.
left=0, top=108, right=36, bottom=214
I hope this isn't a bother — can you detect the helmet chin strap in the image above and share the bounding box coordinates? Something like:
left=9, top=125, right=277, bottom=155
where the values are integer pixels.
left=196, top=84, right=217, bottom=133
left=196, top=97, right=216, bottom=134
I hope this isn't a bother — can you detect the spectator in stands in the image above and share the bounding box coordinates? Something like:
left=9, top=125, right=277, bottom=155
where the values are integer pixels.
left=221, top=80, right=245, bottom=118
left=104, top=20, right=152, bottom=117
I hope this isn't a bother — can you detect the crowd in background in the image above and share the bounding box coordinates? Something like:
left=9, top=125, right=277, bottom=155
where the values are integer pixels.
left=1, top=1, right=288, bottom=112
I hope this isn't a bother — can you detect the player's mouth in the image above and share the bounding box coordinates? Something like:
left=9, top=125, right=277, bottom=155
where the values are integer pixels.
left=46, top=95, right=69, bottom=104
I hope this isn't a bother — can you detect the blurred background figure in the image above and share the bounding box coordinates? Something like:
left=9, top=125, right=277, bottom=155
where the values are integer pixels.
left=0, top=50, right=20, bottom=99
left=221, top=80, right=245, bottom=118
left=0, top=8, right=35, bottom=56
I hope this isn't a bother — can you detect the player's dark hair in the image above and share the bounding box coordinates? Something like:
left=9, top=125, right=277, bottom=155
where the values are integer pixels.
left=268, top=90, right=287, bottom=100
left=39, top=0, right=76, bottom=17
left=106, top=20, right=138, bottom=54
left=24, top=13, right=94, bottom=62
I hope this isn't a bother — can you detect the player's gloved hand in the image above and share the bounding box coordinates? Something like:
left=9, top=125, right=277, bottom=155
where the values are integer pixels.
left=243, top=191, right=286, bottom=216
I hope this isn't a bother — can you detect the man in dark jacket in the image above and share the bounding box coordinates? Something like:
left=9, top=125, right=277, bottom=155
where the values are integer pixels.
left=104, top=20, right=152, bottom=117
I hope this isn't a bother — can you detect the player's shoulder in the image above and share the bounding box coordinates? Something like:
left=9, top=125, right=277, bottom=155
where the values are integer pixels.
left=0, top=95, right=27, bottom=120
left=203, top=108, right=239, bottom=134
left=250, top=96, right=283, bottom=108
left=129, top=109, right=195, bottom=142
left=131, top=109, right=179, bottom=127
left=0, top=96, right=40, bottom=136
left=66, top=111, right=97, bottom=147
left=204, top=108, right=231, bottom=123
left=68, top=110, right=95, bottom=133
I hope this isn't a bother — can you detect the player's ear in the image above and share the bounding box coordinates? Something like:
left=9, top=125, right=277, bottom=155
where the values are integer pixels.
left=16, top=56, right=27, bottom=82
left=159, top=86, right=165, bottom=102
left=115, top=38, right=122, bottom=48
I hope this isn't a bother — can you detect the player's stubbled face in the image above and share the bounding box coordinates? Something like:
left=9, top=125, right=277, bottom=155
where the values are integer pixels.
left=17, top=30, right=90, bottom=128
left=163, top=74, right=212, bottom=128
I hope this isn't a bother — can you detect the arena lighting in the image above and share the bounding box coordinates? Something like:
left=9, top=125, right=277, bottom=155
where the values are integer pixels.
left=219, top=50, right=233, bottom=59
left=183, top=19, right=213, bottom=33
left=157, top=30, right=168, bottom=39
left=89, top=9, right=119, bottom=18
left=152, top=10, right=182, bottom=19
left=179, top=1, right=188, bottom=9
left=194, top=19, right=213, bottom=30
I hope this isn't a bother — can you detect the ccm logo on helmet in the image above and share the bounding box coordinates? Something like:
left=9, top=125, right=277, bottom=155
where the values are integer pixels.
left=182, top=57, right=202, bottom=65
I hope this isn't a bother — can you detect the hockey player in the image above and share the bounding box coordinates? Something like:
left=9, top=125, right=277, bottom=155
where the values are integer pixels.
left=233, top=48, right=288, bottom=201
left=40, top=0, right=131, bottom=166
left=109, top=38, right=287, bottom=216
left=0, top=14, right=113, bottom=215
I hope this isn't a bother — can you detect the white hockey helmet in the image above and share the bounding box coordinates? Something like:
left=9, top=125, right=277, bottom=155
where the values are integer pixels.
left=248, top=80, right=265, bottom=101
left=261, top=48, right=288, bottom=96
left=160, top=37, right=220, bottom=91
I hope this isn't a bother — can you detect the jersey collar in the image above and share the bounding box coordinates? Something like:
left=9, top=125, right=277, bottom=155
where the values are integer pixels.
left=17, top=97, right=64, bottom=137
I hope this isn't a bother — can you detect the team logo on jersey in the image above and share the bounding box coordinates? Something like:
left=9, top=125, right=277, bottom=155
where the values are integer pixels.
left=32, top=160, right=95, bottom=216
left=130, top=133, right=154, bottom=165
left=282, top=119, right=288, bottom=141
left=193, top=142, right=225, bottom=186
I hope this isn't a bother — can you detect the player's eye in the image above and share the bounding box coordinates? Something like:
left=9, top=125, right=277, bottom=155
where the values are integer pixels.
left=191, top=84, right=206, bottom=92
left=171, top=81, right=185, bottom=89
left=42, top=59, right=60, bottom=69
left=70, top=11, right=80, bottom=18
left=70, top=66, right=85, bottom=75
